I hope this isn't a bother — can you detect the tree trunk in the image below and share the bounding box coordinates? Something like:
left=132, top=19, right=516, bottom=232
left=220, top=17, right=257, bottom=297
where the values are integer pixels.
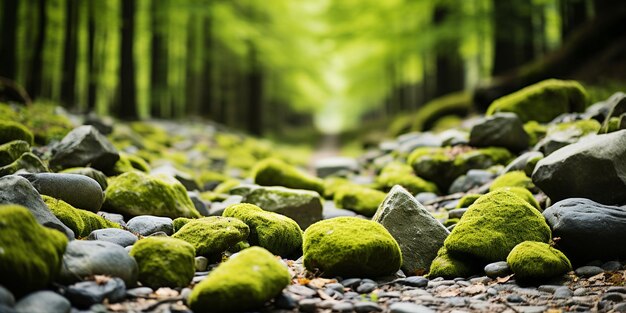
left=560, top=0, right=589, bottom=39
left=150, top=0, right=168, bottom=118
left=0, top=0, right=18, bottom=79
left=492, top=0, right=534, bottom=75
left=199, top=16, right=212, bottom=117
left=247, top=44, right=263, bottom=136
left=61, top=0, right=78, bottom=108
left=119, top=0, right=137, bottom=119
left=433, top=5, right=464, bottom=97
left=86, top=0, right=97, bottom=111
left=27, top=0, right=47, bottom=99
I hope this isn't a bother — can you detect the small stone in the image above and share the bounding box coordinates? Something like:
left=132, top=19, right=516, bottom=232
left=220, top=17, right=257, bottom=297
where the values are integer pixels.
left=356, top=282, right=377, bottom=294
left=389, top=302, right=435, bottom=313
left=126, top=287, right=153, bottom=298
left=87, top=228, right=137, bottom=247
left=341, top=278, right=362, bottom=288
left=275, top=292, right=297, bottom=310
left=195, top=256, right=209, bottom=272
left=487, top=288, right=497, bottom=296
left=0, top=285, right=15, bottom=307
left=484, top=261, right=511, bottom=278
left=14, top=291, right=70, bottom=313
left=20, top=173, right=104, bottom=212
left=50, top=125, right=119, bottom=172
left=575, top=266, right=604, bottom=277
left=325, top=283, right=344, bottom=294
left=397, top=276, right=429, bottom=288
left=332, top=301, right=354, bottom=312
left=354, top=301, right=383, bottom=313
left=65, top=278, right=126, bottom=309
left=126, top=215, right=173, bottom=236
left=602, top=292, right=625, bottom=302
left=607, top=286, right=626, bottom=294
left=287, top=285, right=317, bottom=298
left=506, top=294, right=524, bottom=303
left=537, top=285, right=560, bottom=293
left=614, top=302, right=626, bottom=313
left=573, top=288, right=588, bottom=296
left=554, top=287, right=573, bottom=299
left=299, top=298, right=321, bottom=313
left=513, top=306, right=549, bottom=313
left=602, top=261, right=623, bottom=271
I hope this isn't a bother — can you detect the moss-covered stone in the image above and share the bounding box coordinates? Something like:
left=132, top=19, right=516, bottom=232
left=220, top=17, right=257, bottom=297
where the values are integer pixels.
left=187, top=247, right=290, bottom=313
left=333, top=185, right=387, bottom=217
left=0, top=140, right=30, bottom=167
left=496, top=187, right=541, bottom=211
left=549, top=119, right=601, bottom=136
left=456, top=194, right=482, bottom=209
left=489, top=171, right=534, bottom=192
left=20, top=103, right=74, bottom=144
left=43, top=196, right=121, bottom=238
left=112, top=152, right=150, bottom=175
left=213, top=179, right=241, bottom=194
left=172, top=217, right=192, bottom=233
left=252, top=158, right=324, bottom=195
left=322, top=176, right=352, bottom=198
left=303, top=217, right=402, bottom=277
left=507, top=241, right=572, bottom=282
left=0, top=204, right=68, bottom=296
left=443, top=218, right=460, bottom=227
left=0, top=152, right=48, bottom=176
left=523, top=121, right=547, bottom=146
left=428, top=247, right=479, bottom=279
left=223, top=203, right=303, bottom=257
left=130, top=237, right=195, bottom=288
left=524, top=154, right=543, bottom=177
left=376, top=162, right=438, bottom=195
left=444, top=189, right=551, bottom=263
left=60, top=167, right=109, bottom=190
left=242, top=186, right=323, bottom=229
left=487, top=79, right=588, bottom=123
left=389, top=92, right=471, bottom=136
left=0, top=121, right=34, bottom=145
left=103, top=171, right=200, bottom=218
left=172, top=216, right=249, bottom=258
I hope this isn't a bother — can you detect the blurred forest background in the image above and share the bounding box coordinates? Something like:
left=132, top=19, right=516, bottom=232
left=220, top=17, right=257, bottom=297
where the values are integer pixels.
left=0, top=0, right=625, bottom=143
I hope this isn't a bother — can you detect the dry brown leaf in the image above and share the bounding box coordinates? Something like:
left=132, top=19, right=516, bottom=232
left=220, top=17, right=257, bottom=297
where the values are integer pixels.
left=107, top=303, right=126, bottom=312
left=438, top=289, right=461, bottom=297
left=308, top=278, right=336, bottom=289
left=463, top=284, right=486, bottom=295
left=496, top=274, right=513, bottom=283
left=94, top=275, right=111, bottom=285
left=545, top=309, right=563, bottom=313
left=155, top=287, right=178, bottom=298
left=297, top=277, right=311, bottom=285
left=607, top=272, right=625, bottom=285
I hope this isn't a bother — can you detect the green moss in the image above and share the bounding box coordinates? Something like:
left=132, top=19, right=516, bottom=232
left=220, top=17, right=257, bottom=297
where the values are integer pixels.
left=444, top=189, right=551, bottom=263
left=523, top=121, right=547, bottom=146
left=129, top=122, right=170, bottom=146
left=196, top=171, right=229, bottom=188
left=0, top=103, right=18, bottom=121
left=322, top=177, right=352, bottom=198
left=428, top=247, right=479, bottom=279
left=223, top=203, right=303, bottom=257
left=112, top=152, right=150, bottom=175
left=172, top=216, right=249, bottom=258
left=524, top=155, right=543, bottom=177
left=489, top=171, right=534, bottom=192
left=456, top=194, right=482, bottom=209
left=376, top=162, right=438, bottom=195
left=103, top=171, right=201, bottom=218
left=187, top=247, right=290, bottom=313
left=333, top=185, right=387, bottom=217
left=303, top=217, right=402, bottom=277
left=0, top=152, right=48, bottom=176
left=173, top=217, right=192, bottom=233
left=549, top=119, right=601, bottom=135
left=20, top=103, right=74, bottom=144
left=487, top=79, right=588, bottom=123
left=0, top=204, right=68, bottom=296
left=43, top=196, right=121, bottom=238
left=130, top=237, right=195, bottom=288
left=252, top=158, right=324, bottom=195
left=228, top=241, right=251, bottom=253
left=213, top=179, right=241, bottom=194
left=507, top=241, right=572, bottom=282
left=496, top=187, right=541, bottom=211
left=0, top=121, right=33, bottom=145
left=0, top=140, right=30, bottom=167
left=443, top=218, right=460, bottom=227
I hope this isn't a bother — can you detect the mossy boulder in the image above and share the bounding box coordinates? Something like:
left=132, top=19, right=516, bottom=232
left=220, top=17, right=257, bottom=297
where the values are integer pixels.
left=537, top=119, right=601, bottom=155
left=0, top=121, right=34, bottom=146
left=187, top=247, right=290, bottom=313
left=103, top=171, right=200, bottom=218
left=223, top=203, right=303, bottom=257
left=333, top=185, right=387, bottom=217
left=0, top=204, right=68, bottom=296
left=0, top=152, right=47, bottom=176
left=172, top=216, right=249, bottom=258
left=112, top=152, right=150, bottom=175
left=487, top=79, right=588, bottom=123
left=444, top=189, right=551, bottom=263
left=523, top=121, right=548, bottom=146
left=0, top=140, right=30, bottom=167
left=376, top=162, right=438, bottom=195
left=456, top=194, right=482, bottom=209
left=303, top=217, right=402, bottom=277
left=496, top=187, right=541, bottom=211
left=43, top=196, right=121, bottom=238
left=428, top=247, right=479, bottom=279
left=507, top=241, right=572, bottom=282
left=489, top=171, right=534, bottom=192
left=20, top=103, right=74, bottom=144
left=322, top=177, right=352, bottom=198
left=252, top=158, right=324, bottom=195
left=242, top=186, right=323, bottom=229
left=130, top=237, right=195, bottom=288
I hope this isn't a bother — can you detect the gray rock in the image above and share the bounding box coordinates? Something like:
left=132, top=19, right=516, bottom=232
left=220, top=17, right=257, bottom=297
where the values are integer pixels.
left=14, top=291, right=70, bottom=313
left=19, top=173, right=104, bottom=212
left=50, top=126, right=119, bottom=172
left=601, top=260, right=623, bottom=271
left=298, top=298, right=321, bottom=313
left=151, top=164, right=199, bottom=191
left=59, top=240, right=138, bottom=286
left=447, top=208, right=467, bottom=219
left=615, top=302, right=626, bottom=313
left=65, top=277, right=126, bottom=309
left=326, top=283, right=345, bottom=294
left=0, top=285, right=15, bottom=307
left=554, top=286, right=573, bottom=299
left=354, top=301, right=382, bottom=313
left=543, top=198, right=626, bottom=263
left=314, top=157, right=359, bottom=178
left=602, top=292, right=625, bottom=302
left=0, top=175, right=74, bottom=238
left=208, top=195, right=243, bottom=216
left=243, top=186, right=323, bottom=229
left=126, top=215, right=173, bottom=236
left=395, top=132, right=443, bottom=154
left=389, top=302, right=435, bottom=313
left=87, top=228, right=137, bottom=247
left=575, top=266, right=604, bottom=277
left=97, top=211, right=126, bottom=227
left=275, top=292, right=297, bottom=310
left=340, top=278, right=362, bottom=289
left=396, top=276, right=429, bottom=288
left=532, top=130, right=626, bottom=204
left=287, top=284, right=317, bottom=298
left=449, top=170, right=495, bottom=194
left=373, top=185, right=449, bottom=273
left=187, top=191, right=210, bottom=216
left=356, top=282, right=377, bottom=294
left=607, top=286, right=626, bottom=294
left=506, top=294, right=524, bottom=303
left=414, top=192, right=438, bottom=204
left=513, top=306, right=548, bottom=313
left=469, top=113, right=530, bottom=152
left=60, top=167, right=108, bottom=190
left=332, top=301, right=354, bottom=312
left=126, top=287, right=153, bottom=298
left=195, top=256, right=208, bottom=272
left=323, top=200, right=357, bottom=219
left=573, top=288, right=588, bottom=296
left=484, top=261, right=511, bottom=278
left=503, top=151, right=544, bottom=175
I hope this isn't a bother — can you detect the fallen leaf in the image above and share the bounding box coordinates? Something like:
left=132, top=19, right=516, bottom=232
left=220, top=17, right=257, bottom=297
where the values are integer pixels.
left=496, top=274, right=513, bottom=283
left=308, top=278, right=336, bottom=289
left=297, top=277, right=311, bottom=285
left=94, top=275, right=111, bottom=285
left=107, top=303, right=126, bottom=312
left=463, top=285, right=486, bottom=295
left=438, top=289, right=461, bottom=297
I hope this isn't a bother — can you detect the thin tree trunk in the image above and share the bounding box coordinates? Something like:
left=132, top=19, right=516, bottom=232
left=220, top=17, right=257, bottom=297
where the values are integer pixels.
left=0, top=0, right=18, bottom=79
left=200, top=16, right=212, bottom=117
left=27, top=0, right=47, bottom=99
left=150, top=0, right=168, bottom=118
left=86, top=0, right=96, bottom=111
left=61, top=0, right=78, bottom=108
left=433, top=5, right=464, bottom=97
left=492, top=0, right=534, bottom=75
left=247, top=44, right=263, bottom=136
left=119, top=0, right=137, bottom=119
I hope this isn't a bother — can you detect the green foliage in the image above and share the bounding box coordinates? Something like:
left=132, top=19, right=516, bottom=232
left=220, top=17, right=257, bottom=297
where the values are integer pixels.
left=507, top=241, right=572, bottom=282
left=43, top=195, right=121, bottom=238
left=130, top=237, right=196, bottom=288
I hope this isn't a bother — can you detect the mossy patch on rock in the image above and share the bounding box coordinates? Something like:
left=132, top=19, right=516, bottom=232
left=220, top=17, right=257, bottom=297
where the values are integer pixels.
left=428, top=247, right=479, bottom=279
left=523, top=121, right=547, bottom=146
left=486, top=79, right=588, bottom=123
left=0, top=204, right=68, bottom=296
left=496, top=187, right=541, bottom=211
left=489, top=171, right=534, bottom=192
left=507, top=241, right=572, bottom=282
left=0, top=121, right=34, bottom=145
left=172, top=216, right=249, bottom=258
left=444, top=189, right=551, bottom=263
left=43, top=195, right=121, bottom=238
left=333, top=185, right=387, bottom=217
left=242, top=186, right=323, bottom=229
left=0, top=152, right=47, bottom=176
left=103, top=171, right=200, bottom=218
left=303, top=217, right=402, bottom=277
left=223, top=203, right=303, bottom=257
left=252, top=158, right=324, bottom=195
left=376, top=162, right=438, bottom=195
left=322, top=176, right=352, bottom=198
left=0, top=140, right=30, bottom=167
left=130, top=237, right=195, bottom=289
left=456, top=194, right=482, bottom=209
left=187, top=247, right=290, bottom=313
left=112, top=152, right=150, bottom=175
